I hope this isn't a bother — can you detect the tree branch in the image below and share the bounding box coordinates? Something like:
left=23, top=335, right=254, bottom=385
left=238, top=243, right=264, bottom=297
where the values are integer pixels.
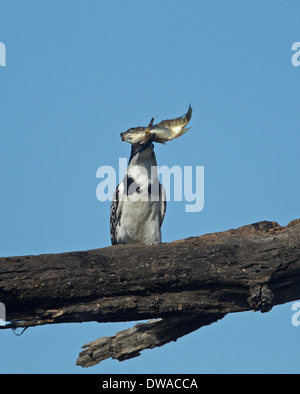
left=76, top=314, right=225, bottom=368
left=1, top=219, right=300, bottom=366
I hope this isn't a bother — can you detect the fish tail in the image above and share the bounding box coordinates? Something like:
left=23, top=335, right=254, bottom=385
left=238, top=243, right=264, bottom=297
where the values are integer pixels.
left=184, top=104, right=192, bottom=123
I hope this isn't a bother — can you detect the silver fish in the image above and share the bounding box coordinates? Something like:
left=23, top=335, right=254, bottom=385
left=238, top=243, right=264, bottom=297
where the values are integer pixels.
left=120, top=118, right=154, bottom=145
left=151, top=104, right=192, bottom=143
left=121, top=104, right=192, bottom=145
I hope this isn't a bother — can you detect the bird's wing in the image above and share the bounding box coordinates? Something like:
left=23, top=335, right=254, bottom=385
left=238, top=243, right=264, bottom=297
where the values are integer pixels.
left=159, top=183, right=167, bottom=227
left=110, top=183, right=124, bottom=245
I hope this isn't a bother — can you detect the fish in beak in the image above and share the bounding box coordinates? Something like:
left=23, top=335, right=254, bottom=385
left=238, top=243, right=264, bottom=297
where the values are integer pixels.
left=121, top=118, right=154, bottom=145
left=152, top=104, right=192, bottom=143
left=120, top=105, right=192, bottom=145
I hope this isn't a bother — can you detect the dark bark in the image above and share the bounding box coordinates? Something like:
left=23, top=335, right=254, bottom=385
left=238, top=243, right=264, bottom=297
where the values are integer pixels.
left=0, top=219, right=300, bottom=367
left=77, top=314, right=224, bottom=368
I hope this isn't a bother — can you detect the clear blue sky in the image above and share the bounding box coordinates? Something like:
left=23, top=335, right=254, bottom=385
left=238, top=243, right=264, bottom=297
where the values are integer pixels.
left=0, top=0, right=300, bottom=373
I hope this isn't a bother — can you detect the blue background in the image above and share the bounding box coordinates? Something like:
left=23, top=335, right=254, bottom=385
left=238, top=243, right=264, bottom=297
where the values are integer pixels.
left=0, top=0, right=299, bottom=373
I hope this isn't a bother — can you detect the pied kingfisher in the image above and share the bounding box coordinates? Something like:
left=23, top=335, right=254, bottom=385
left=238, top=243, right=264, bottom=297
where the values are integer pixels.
left=110, top=136, right=166, bottom=245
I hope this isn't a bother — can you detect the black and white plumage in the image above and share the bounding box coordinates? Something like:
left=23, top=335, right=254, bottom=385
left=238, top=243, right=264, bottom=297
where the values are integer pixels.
left=110, top=137, right=166, bottom=245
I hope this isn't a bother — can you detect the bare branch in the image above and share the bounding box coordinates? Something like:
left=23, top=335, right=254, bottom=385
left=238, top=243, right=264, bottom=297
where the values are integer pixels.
left=1, top=219, right=300, bottom=366
left=77, top=314, right=224, bottom=368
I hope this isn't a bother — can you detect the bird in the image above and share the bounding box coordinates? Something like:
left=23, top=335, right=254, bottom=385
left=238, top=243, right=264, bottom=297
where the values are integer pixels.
left=110, top=135, right=166, bottom=245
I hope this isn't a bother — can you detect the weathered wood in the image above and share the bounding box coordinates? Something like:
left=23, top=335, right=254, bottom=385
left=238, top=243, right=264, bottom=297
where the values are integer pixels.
left=1, top=219, right=300, bottom=367
left=77, top=314, right=224, bottom=367
left=0, top=219, right=300, bottom=330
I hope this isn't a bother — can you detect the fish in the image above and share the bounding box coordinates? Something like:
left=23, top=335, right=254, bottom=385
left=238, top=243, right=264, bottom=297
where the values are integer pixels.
left=120, top=118, right=154, bottom=145
left=151, top=104, right=192, bottom=144
left=120, top=104, right=192, bottom=145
